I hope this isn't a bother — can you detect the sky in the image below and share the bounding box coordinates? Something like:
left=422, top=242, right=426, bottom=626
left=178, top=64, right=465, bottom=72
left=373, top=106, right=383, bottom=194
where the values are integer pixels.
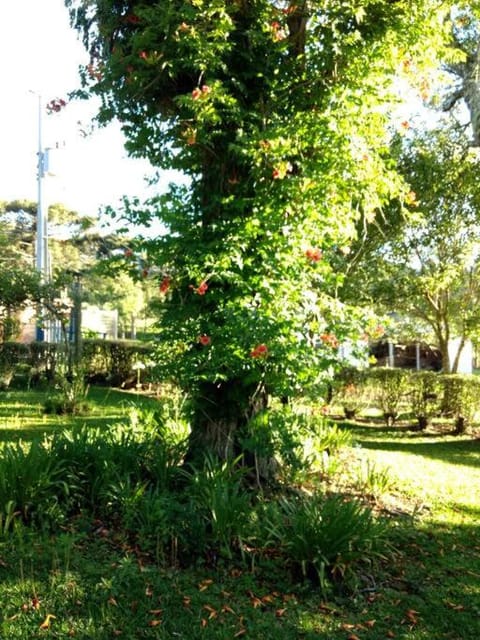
left=0, top=0, right=169, bottom=226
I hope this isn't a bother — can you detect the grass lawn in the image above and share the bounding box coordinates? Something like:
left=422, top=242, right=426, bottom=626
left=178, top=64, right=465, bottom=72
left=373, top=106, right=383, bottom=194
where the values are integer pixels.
left=0, top=386, right=164, bottom=442
left=0, top=389, right=479, bottom=639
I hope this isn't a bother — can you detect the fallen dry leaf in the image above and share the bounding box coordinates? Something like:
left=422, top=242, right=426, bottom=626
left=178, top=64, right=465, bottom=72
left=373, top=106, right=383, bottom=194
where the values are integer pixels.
left=261, top=594, right=275, bottom=604
left=148, top=620, right=162, bottom=627
left=39, top=614, right=56, bottom=629
left=402, top=608, right=420, bottom=625
left=340, top=622, right=356, bottom=631
left=198, top=579, right=213, bottom=591
left=203, top=604, right=218, bottom=620
left=221, top=605, right=235, bottom=614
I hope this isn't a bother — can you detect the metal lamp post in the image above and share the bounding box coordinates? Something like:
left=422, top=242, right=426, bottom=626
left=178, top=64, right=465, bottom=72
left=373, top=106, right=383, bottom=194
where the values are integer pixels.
left=32, top=92, right=53, bottom=341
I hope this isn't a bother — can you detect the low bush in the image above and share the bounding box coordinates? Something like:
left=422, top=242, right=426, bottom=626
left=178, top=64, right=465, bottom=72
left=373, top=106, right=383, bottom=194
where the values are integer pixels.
left=332, top=367, right=372, bottom=419
left=242, top=407, right=351, bottom=485
left=407, top=370, right=442, bottom=430
left=0, top=401, right=385, bottom=594
left=364, top=367, right=411, bottom=425
left=264, top=491, right=389, bottom=594
left=440, top=374, right=480, bottom=433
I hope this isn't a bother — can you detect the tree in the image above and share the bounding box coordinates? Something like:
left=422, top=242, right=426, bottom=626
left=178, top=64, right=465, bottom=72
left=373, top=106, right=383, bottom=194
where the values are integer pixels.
left=341, top=121, right=480, bottom=372
left=0, top=199, right=148, bottom=342
left=441, top=5, right=480, bottom=145
left=67, top=0, right=455, bottom=461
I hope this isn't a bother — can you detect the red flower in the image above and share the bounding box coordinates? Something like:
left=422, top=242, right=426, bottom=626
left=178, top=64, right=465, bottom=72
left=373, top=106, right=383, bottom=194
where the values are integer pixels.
left=139, top=51, right=148, bottom=60
left=125, top=13, right=140, bottom=24
left=272, top=168, right=281, bottom=179
left=201, top=84, right=211, bottom=95
left=192, top=88, right=202, bottom=100
left=190, top=281, right=208, bottom=295
left=400, top=120, right=410, bottom=129
left=46, top=98, right=67, bottom=114
left=320, top=333, right=339, bottom=348
left=305, top=247, right=322, bottom=262
left=271, top=21, right=287, bottom=41
left=250, top=344, right=268, bottom=358
left=124, top=248, right=133, bottom=258
left=198, top=334, right=211, bottom=346
left=159, top=276, right=171, bottom=294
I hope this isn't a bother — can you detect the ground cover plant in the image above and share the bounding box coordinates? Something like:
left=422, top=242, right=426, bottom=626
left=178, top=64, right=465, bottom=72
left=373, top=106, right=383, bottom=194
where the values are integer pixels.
left=0, top=388, right=478, bottom=639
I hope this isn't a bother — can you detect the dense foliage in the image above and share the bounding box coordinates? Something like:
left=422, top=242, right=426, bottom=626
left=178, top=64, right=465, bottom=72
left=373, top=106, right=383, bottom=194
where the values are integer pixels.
left=340, top=121, right=480, bottom=372
left=66, top=0, right=457, bottom=457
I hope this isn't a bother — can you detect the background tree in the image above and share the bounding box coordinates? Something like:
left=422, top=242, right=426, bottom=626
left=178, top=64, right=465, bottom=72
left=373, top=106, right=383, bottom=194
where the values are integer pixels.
left=441, top=5, right=480, bottom=144
left=0, top=199, right=148, bottom=341
left=341, top=121, right=480, bottom=372
left=67, top=0, right=455, bottom=461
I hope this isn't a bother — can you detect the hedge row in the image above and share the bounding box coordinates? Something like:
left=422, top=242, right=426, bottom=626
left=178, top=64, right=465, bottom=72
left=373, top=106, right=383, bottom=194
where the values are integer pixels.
left=0, top=340, right=154, bottom=389
left=333, top=367, right=480, bottom=433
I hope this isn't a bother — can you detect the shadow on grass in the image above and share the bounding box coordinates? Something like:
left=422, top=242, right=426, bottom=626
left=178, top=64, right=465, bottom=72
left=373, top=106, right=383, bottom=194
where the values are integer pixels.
left=0, top=415, right=130, bottom=443
left=357, top=437, right=480, bottom=470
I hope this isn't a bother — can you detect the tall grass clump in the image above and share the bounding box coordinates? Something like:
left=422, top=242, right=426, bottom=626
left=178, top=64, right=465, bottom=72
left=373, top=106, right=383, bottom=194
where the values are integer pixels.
left=242, top=407, right=352, bottom=485
left=0, top=439, right=70, bottom=531
left=181, top=454, right=252, bottom=560
left=264, top=491, right=390, bottom=594
left=0, top=393, right=390, bottom=594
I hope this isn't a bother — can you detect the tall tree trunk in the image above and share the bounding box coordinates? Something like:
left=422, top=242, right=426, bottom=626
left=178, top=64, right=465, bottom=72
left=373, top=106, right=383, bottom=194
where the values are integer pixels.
left=186, top=379, right=269, bottom=466
left=450, top=337, right=466, bottom=374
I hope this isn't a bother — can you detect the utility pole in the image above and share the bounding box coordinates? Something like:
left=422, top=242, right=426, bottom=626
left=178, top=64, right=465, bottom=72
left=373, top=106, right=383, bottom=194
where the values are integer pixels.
left=32, top=92, right=50, bottom=341
left=35, top=94, right=49, bottom=280
left=32, top=93, right=62, bottom=341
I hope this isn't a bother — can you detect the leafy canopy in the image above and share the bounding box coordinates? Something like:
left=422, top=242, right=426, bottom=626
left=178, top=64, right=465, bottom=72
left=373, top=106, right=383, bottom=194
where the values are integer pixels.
left=67, top=0, right=455, bottom=398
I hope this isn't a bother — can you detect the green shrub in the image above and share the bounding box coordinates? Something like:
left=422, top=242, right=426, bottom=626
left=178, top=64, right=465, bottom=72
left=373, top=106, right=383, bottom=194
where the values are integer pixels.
left=407, top=370, right=441, bottom=430
left=182, top=454, right=252, bottom=560
left=44, top=367, right=91, bottom=415
left=440, top=374, right=480, bottom=433
left=0, top=342, right=30, bottom=390
left=332, top=367, right=372, bottom=418
left=0, top=439, right=70, bottom=530
left=355, top=459, right=394, bottom=498
left=81, top=339, right=153, bottom=387
left=242, top=408, right=351, bottom=485
left=365, top=367, right=411, bottom=425
left=265, top=492, right=389, bottom=593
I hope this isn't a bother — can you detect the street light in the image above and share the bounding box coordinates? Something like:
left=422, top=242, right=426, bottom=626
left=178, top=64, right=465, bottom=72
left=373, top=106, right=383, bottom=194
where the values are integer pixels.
left=29, top=91, right=48, bottom=341
left=31, top=91, right=61, bottom=341
left=31, top=90, right=68, bottom=342
left=34, top=93, right=49, bottom=282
